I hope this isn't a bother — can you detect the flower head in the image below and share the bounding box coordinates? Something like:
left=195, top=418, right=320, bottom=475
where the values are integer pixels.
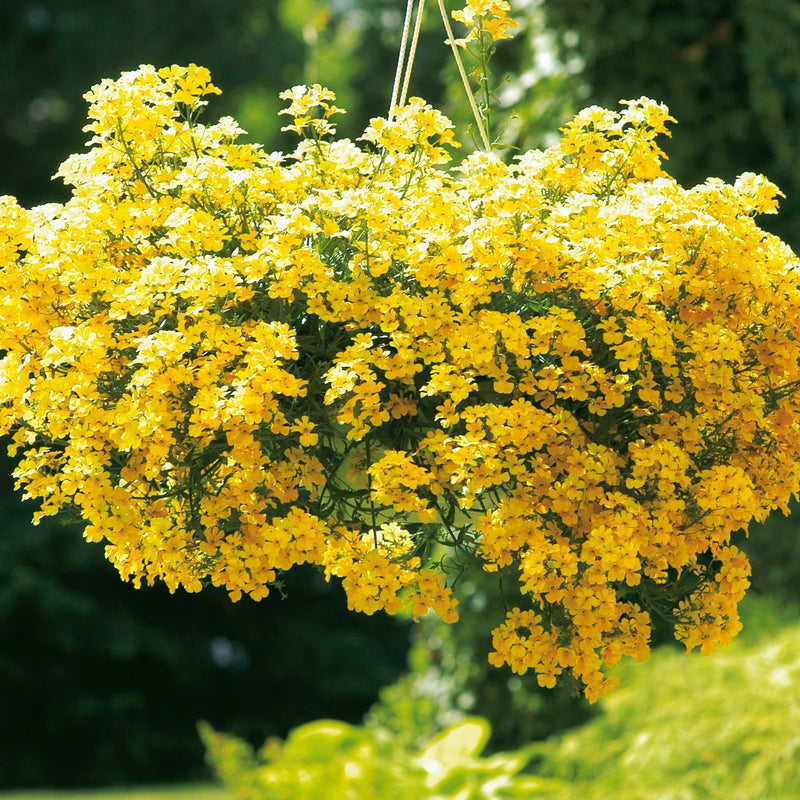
left=452, top=0, right=518, bottom=46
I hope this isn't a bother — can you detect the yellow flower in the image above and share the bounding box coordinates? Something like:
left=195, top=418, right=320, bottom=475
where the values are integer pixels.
left=1, top=64, right=798, bottom=702
left=452, top=1, right=518, bottom=44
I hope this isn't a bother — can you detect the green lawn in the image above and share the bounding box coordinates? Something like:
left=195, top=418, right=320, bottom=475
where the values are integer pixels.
left=532, top=593, right=800, bottom=800
left=0, top=786, right=229, bottom=800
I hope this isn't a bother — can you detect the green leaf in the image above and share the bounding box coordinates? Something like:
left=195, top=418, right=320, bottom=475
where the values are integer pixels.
left=417, top=717, right=491, bottom=768
left=284, top=719, right=363, bottom=758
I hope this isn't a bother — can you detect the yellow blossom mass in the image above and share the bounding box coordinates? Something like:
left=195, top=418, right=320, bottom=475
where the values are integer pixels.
left=2, top=62, right=800, bottom=702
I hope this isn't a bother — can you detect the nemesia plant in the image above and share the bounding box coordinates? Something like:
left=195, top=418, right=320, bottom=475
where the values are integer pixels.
left=2, top=2, right=800, bottom=702
left=449, top=0, right=518, bottom=148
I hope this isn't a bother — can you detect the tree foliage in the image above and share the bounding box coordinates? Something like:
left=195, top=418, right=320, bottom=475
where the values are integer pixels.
left=0, top=2, right=411, bottom=788
left=0, top=456, right=407, bottom=787
left=207, top=595, right=800, bottom=800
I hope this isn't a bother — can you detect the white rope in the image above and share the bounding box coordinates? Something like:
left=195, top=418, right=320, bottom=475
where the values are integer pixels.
left=436, top=0, right=491, bottom=151
left=390, top=0, right=492, bottom=151
left=398, top=0, right=427, bottom=108
left=389, top=0, right=416, bottom=119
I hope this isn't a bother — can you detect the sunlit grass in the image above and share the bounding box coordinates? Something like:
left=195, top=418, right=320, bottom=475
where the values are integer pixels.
left=0, top=785, right=229, bottom=800
left=531, top=594, right=800, bottom=800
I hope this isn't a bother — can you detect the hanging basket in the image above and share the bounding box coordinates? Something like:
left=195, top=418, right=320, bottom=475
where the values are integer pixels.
left=1, top=4, right=799, bottom=701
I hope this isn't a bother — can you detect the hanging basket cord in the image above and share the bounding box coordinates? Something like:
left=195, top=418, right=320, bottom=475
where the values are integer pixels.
left=400, top=0, right=427, bottom=108
left=388, top=0, right=491, bottom=151
left=388, top=0, right=416, bottom=119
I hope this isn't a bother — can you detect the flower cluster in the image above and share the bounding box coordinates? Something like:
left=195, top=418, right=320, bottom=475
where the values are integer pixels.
left=452, top=1, right=518, bottom=45
left=2, top=63, right=799, bottom=701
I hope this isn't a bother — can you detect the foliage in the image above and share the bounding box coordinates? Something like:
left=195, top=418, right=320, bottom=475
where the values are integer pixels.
left=2, top=2, right=798, bottom=794
left=2, top=40, right=800, bottom=703
left=530, top=594, right=800, bottom=799
left=9, top=597, right=800, bottom=799
left=200, top=715, right=563, bottom=800
left=372, top=594, right=800, bottom=799
left=0, top=0, right=305, bottom=207
left=204, top=596, right=800, bottom=799
left=442, top=0, right=586, bottom=154
left=743, top=499, right=800, bottom=605
left=0, top=0, right=446, bottom=208
left=3, top=2, right=800, bottom=710
left=0, top=2, right=413, bottom=789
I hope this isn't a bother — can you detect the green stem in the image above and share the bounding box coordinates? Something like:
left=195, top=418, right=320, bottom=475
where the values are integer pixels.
left=436, top=0, right=491, bottom=151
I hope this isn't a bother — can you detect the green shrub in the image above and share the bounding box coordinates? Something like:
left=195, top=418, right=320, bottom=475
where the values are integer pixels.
left=199, top=716, right=564, bottom=800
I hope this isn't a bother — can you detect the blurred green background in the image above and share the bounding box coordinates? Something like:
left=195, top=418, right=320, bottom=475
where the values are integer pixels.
left=1, top=0, right=799, bottom=793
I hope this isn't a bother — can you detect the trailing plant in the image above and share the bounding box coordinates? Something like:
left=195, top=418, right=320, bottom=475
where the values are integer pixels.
left=1, top=2, right=799, bottom=702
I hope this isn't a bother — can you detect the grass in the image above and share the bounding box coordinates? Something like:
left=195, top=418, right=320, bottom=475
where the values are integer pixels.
left=531, top=593, right=800, bottom=800
left=0, top=785, right=229, bottom=800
